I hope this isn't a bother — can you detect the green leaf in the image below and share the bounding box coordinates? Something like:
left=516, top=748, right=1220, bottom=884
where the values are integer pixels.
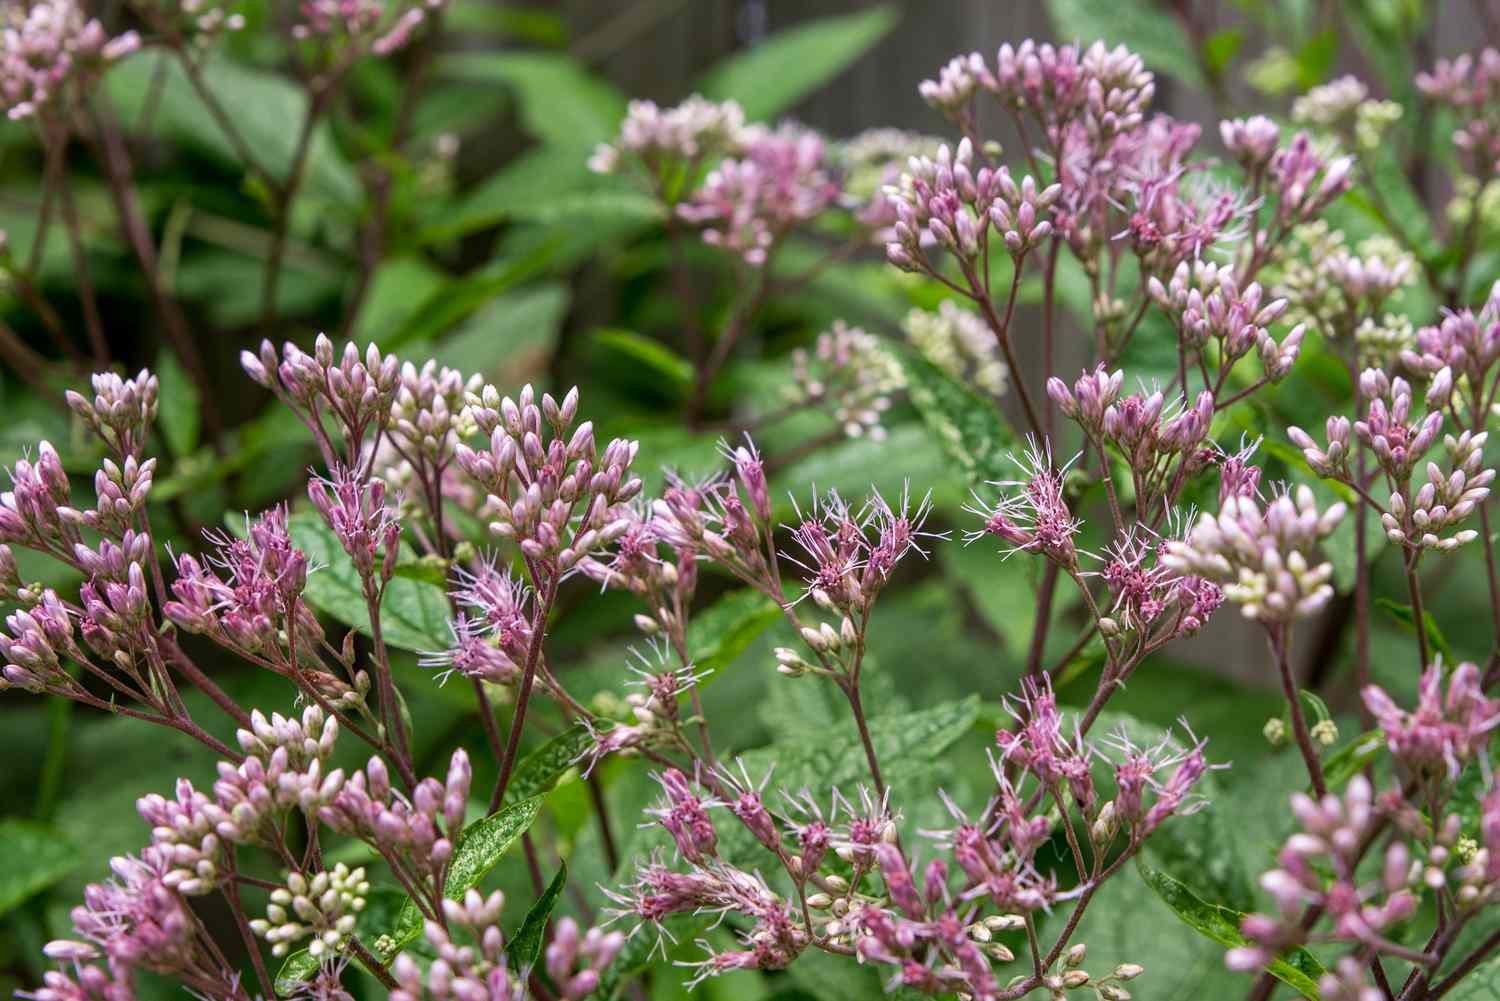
left=1292, top=29, right=1340, bottom=89
left=352, top=255, right=449, bottom=344
left=288, top=512, right=450, bottom=652
left=899, top=349, right=1015, bottom=487
left=592, top=328, right=694, bottom=400
left=1202, top=28, right=1244, bottom=76
left=698, top=6, right=900, bottom=120
left=387, top=797, right=544, bottom=960
left=155, top=350, right=201, bottom=459
left=419, top=146, right=659, bottom=245
left=274, top=886, right=408, bottom=995
left=419, top=144, right=595, bottom=243
left=1321, top=730, right=1384, bottom=791
left=392, top=558, right=449, bottom=590
left=1374, top=597, right=1454, bottom=662
left=1044, top=0, right=1204, bottom=86
left=0, top=819, right=80, bottom=916
left=1443, top=954, right=1500, bottom=1000
left=1067, top=861, right=1247, bottom=1001
left=444, top=1, right=567, bottom=44
left=436, top=53, right=626, bottom=146
left=434, top=283, right=572, bottom=383
left=506, top=862, right=567, bottom=972
left=941, top=540, right=1037, bottom=657
left=171, top=248, right=341, bottom=330
left=771, top=424, right=965, bottom=523
left=385, top=245, right=563, bottom=347
left=686, top=589, right=781, bottom=682
left=737, top=696, right=980, bottom=804
left=1138, top=861, right=1326, bottom=1000
left=105, top=52, right=359, bottom=205
left=505, top=724, right=595, bottom=805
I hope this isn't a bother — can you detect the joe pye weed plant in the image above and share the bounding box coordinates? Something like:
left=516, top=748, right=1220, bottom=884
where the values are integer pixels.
left=10, top=1, right=1500, bottom=999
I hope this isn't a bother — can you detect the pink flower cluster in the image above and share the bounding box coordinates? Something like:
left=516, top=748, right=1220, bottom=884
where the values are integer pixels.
left=1364, top=661, right=1500, bottom=780
left=293, top=0, right=443, bottom=56
left=677, top=124, right=840, bottom=266
left=1228, top=777, right=1419, bottom=974
left=1417, top=48, right=1500, bottom=174
left=1, top=0, right=139, bottom=121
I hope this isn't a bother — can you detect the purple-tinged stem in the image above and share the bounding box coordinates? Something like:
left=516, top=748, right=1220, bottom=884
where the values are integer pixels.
left=843, top=679, right=885, bottom=798
left=490, top=575, right=559, bottom=811
left=1268, top=624, right=1327, bottom=797
left=1404, top=550, right=1431, bottom=669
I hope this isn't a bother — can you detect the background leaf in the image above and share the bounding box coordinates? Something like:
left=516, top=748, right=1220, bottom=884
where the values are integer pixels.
left=698, top=6, right=901, bottom=121
left=737, top=695, right=980, bottom=802
left=687, top=589, right=781, bottom=683
left=289, top=512, right=450, bottom=652
left=1044, top=0, right=1205, bottom=86
left=0, top=819, right=80, bottom=916
left=155, top=350, right=201, bottom=459
left=900, top=349, right=1016, bottom=487
left=106, top=52, right=359, bottom=205
left=436, top=53, right=626, bottom=147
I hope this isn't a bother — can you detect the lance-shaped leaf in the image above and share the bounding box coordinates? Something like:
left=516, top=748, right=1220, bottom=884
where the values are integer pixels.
left=505, top=724, right=596, bottom=805
left=697, top=6, right=900, bottom=121
left=1138, top=861, right=1325, bottom=1000
left=506, top=862, right=567, bottom=973
left=381, top=797, right=545, bottom=965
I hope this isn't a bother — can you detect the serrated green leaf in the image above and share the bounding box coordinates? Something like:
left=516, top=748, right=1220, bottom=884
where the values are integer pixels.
left=1443, top=954, right=1500, bottom=1000
left=698, top=6, right=900, bottom=121
left=737, top=696, right=980, bottom=803
left=1138, top=861, right=1325, bottom=999
left=899, top=349, right=1015, bottom=487
left=274, top=886, right=408, bottom=995
left=506, top=723, right=595, bottom=805
left=288, top=512, right=450, bottom=652
left=506, top=862, right=567, bottom=973
left=387, top=797, right=544, bottom=960
left=0, top=819, right=80, bottom=916
left=686, top=589, right=781, bottom=682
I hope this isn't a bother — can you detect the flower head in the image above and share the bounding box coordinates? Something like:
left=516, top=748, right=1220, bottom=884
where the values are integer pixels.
left=1363, top=661, right=1500, bottom=780
left=1163, top=475, right=1344, bottom=624
left=1, top=0, right=139, bottom=121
